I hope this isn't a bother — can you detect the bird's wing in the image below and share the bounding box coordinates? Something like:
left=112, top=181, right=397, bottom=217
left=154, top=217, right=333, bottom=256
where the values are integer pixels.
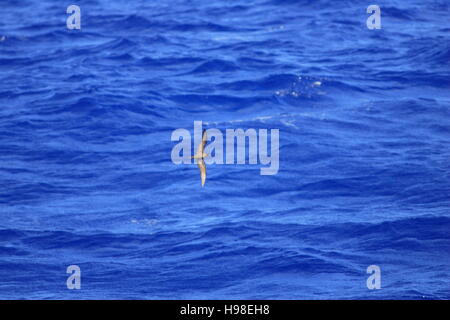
left=196, top=129, right=207, bottom=155
left=197, top=158, right=206, bottom=187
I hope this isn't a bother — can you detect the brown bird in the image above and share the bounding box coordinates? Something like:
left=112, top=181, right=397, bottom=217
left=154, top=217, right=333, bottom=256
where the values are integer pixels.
left=191, top=129, right=208, bottom=187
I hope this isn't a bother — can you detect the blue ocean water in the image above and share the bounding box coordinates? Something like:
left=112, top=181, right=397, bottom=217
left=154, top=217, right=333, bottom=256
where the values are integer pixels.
left=0, top=0, right=449, bottom=299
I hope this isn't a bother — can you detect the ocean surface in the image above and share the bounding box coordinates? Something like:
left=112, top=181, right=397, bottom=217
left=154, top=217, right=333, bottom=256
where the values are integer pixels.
left=0, top=0, right=449, bottom=299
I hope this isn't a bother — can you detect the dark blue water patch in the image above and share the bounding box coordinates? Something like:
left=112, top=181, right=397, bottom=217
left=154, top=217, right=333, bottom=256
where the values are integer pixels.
left=0, top=216, right=448, bottom=299
left=0, top=0, right=449, bottom=299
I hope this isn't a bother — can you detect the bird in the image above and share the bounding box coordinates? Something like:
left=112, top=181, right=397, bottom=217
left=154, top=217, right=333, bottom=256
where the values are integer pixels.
left=191, top=129, right=208, bottom=187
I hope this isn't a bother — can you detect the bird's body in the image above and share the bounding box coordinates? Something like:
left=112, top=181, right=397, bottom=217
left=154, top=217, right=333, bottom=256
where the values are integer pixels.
left=192, top=129, right=208, bottom=187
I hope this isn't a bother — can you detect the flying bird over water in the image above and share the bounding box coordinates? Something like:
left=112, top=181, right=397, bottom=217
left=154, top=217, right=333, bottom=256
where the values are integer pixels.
left=192, top=129, right=208, bottom=187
